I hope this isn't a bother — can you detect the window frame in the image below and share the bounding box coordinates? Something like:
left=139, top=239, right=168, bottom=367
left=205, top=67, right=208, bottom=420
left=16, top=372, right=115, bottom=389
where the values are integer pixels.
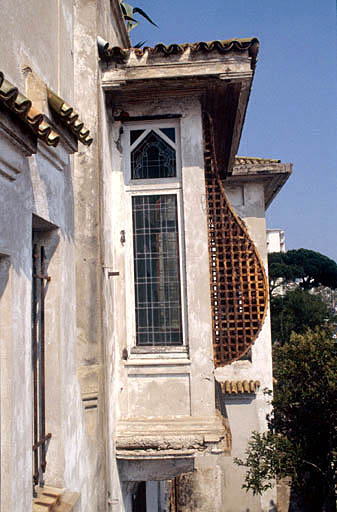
left=122, top=119, right=182, bottom=187
left=122, top=120, right=188, bottom=355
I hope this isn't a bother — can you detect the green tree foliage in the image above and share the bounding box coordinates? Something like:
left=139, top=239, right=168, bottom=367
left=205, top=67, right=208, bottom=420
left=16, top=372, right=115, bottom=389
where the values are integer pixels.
left=235, top=329, right=337, bottom=511
left=271, top=288, right=335, bottom=344
left=234, top=430, right=298, bottom=495
left=269, top=249, right=337, bottom=292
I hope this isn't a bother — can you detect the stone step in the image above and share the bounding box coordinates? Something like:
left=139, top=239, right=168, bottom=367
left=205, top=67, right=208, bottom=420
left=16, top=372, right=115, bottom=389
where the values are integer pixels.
left=33, top=485, right=64, bottom=512
left=33, top=505, right=51, bottom=512
left=33, top=486, right=79, bottom=512
left=35, top=495, right=58, bottom=506
left=54, top=491, right=80, bottom=512
left=42, top=486, right=64, bottom=498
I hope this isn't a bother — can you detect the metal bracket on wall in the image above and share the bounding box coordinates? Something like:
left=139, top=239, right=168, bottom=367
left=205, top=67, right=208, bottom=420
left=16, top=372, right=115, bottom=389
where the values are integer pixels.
left=108, top=271, right=119, bottom=278
left=102, top=266, right=120, bottom=278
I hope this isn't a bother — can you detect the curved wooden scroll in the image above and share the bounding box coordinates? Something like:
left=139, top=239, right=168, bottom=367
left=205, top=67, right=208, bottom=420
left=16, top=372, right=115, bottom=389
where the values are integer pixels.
left=203, top=112, right=268, bottom=367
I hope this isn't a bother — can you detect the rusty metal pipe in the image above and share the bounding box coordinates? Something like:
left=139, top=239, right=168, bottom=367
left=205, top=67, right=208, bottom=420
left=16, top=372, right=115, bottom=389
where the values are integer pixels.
left=32, top=243, right=52, bottom=494
left=32, top=244, right=39, bottom=488
left=40, top=246, right=46, bottom=477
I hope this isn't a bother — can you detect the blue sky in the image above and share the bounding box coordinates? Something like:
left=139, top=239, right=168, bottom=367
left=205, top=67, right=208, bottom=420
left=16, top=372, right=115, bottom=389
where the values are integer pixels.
left=128, top=0, right=337, bottom=262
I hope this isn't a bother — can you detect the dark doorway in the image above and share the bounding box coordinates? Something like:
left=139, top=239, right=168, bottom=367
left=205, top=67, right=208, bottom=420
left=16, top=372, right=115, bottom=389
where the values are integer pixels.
left=132, top=481, right=147, bottom=512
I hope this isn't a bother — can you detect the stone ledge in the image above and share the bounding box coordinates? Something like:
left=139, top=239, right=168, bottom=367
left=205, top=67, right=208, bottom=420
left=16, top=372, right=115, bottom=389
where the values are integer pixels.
left=116, top=416, right=231, bottom=459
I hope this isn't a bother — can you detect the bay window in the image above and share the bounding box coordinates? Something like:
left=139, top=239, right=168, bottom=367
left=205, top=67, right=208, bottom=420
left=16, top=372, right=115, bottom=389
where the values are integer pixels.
left=123, top=120, right=185, bottom=349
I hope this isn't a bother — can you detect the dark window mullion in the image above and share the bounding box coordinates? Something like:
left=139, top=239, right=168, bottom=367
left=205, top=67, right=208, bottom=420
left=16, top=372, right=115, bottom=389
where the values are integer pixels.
left=132, top=195, right=182, bottom=346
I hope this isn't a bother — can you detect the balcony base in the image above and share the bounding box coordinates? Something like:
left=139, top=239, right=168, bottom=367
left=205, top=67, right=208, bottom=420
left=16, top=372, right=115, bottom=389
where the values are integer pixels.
left=116, top=415, right=231, bottom=463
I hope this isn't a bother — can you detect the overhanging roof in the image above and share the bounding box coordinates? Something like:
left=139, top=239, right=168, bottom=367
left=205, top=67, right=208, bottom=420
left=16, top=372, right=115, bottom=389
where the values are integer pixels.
left=101, top=38, right=260, bottom=178
left=101, top=38, right=259, bottom=65
left=230, top=156, right=293, bottom=208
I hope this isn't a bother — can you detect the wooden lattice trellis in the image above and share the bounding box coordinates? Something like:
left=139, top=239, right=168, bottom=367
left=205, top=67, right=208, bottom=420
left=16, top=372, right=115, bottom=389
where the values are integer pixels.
left=203, top=112, right=268, bottom=367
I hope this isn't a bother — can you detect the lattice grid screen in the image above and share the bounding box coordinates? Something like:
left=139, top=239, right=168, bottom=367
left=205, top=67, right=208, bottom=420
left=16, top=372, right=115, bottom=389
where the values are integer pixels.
left=203, top=113, right=268, bottom=367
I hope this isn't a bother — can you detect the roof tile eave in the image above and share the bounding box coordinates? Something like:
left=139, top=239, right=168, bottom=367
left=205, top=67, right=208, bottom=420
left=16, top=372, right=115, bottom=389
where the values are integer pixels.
left=235, top=156, right=282, bottom=165
left=0, top=71, right=59, bottom=147
left=102, top=37, right=260, bottom=69
left=221, top=380, right=261, bottom=395
left=47, top=89, right=93, bottom=147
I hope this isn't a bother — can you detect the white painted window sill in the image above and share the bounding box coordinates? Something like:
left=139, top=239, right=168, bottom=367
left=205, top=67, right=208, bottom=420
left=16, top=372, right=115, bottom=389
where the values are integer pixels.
left=125, top=347, right=191, bottom=367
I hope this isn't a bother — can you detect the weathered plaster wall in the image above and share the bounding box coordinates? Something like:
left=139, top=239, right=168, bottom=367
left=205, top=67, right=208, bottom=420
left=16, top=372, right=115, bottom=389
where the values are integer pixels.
left=0, top=0, right=74, bottom=102
left=103, top=96, right=226, bottom=508
left=213, top=181, right=276, bottom=512
left=97, top=0, right=130, bottom=47
left=0, top=1, right=129, bottom=511
left=0, top=129, right=38, bottom=511
left=72, top=2, right=106, bottom=507
left=173, top=180, right=275, bottom=512
left=0, top=2, right=277, bottom=510
left=102, top=89, right=276, bottom=510
left=101, top=108, right=125, bottom=510
left=0, top=127, right=81, bottom=510
left=71, top=0, right=129, bottom=507
left=105, top=96, right=216, bottom=419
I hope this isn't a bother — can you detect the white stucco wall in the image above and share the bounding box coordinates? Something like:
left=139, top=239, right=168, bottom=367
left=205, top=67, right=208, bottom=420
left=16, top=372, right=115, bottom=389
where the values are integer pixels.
left=0, top=2, right=278, bottom=510
left=103, top=89, right=275, bottom=511
left=102, top=96, right=231, bottom=510
left=266, top=229, right=286, bottom=253
left=0, top=1, right=128, bottom=511
left=214, top=181, right=276, bottom=512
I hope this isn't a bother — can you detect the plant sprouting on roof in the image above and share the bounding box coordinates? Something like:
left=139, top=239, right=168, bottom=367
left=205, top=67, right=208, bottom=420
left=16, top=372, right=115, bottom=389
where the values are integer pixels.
left=120, top=1, right=158, bottom=33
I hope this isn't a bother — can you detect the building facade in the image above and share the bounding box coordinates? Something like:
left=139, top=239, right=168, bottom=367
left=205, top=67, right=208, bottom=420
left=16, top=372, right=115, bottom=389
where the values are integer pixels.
left=267, top=229, right=286, bottom=254
left=0, top=1, right=291, bottom=511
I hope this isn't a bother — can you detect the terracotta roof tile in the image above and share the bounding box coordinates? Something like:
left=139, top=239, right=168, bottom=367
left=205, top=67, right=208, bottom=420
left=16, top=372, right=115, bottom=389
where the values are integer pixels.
left=101, top=38, right=259, bottom=69
left=235, top=156, right=281, bottom=165
left=47, top=89, right=93, bottom=146
left=221, top=380, right=260, bottom=394
left=0, top=71, right=60, bottom=147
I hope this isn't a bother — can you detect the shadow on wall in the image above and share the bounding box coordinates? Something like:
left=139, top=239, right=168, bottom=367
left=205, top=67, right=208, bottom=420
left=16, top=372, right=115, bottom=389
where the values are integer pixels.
left=269, top=499, right=277, bottom=512
left=31, top=150, right=75, bottom=246
left=33, top=214, right=60, bottom=251
left=0, top=145, right=75, bottom=283
left=0, top=255, right=10, bottom=299
left=241, top=499, right=276, bottom=512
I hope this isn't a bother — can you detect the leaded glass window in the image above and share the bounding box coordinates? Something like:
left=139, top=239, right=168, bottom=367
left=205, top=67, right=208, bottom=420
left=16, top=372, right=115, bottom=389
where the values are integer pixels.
left=131, top=130, right=176, bottom=179
left=132, top=195, right=183, bottom=346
